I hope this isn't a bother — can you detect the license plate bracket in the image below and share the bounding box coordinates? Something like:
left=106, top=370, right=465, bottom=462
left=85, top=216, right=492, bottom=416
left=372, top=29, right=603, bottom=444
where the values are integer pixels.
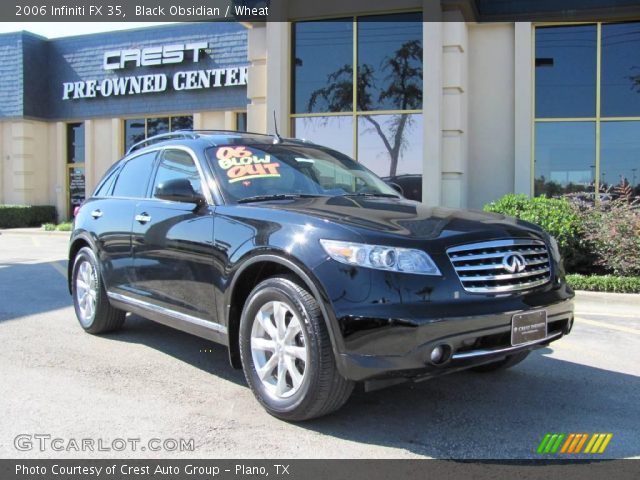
left=511, top=310, right=547, bottom=346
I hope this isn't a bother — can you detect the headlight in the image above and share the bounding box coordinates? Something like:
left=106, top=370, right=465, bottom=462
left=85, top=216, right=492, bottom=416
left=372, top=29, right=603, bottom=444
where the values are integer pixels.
left=319, top=239, right=441, bottom=276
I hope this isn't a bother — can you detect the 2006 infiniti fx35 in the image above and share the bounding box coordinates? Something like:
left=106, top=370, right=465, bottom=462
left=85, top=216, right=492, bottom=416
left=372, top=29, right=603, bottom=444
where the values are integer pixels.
left=69, top=130, right=574, bottom=420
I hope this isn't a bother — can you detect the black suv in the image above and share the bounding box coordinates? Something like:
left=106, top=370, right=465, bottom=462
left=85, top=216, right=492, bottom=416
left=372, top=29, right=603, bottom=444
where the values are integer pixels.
left=69, top=131, right=574, bottom=420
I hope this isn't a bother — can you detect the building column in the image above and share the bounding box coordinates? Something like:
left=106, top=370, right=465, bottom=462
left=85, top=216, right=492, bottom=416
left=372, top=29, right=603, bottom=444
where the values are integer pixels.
left=441, top=15, right=469, bottom=209
left=246, top=23, right=268, bottom=134
left=53, top=122, right=66, bottom=220
left=422, top=6, right=443, bottom=207
left=514, top=22, right=533, bottom=196
left=266, top=22, right=290, bottom=136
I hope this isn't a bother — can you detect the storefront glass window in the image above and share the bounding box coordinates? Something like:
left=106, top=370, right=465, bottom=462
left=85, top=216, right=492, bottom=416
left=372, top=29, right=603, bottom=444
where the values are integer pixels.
left=291, top=14, right=423, bottom=184
left=124, top=119, right=145, bottom=151
left=535, top=25, right=597, bottom=118
left=236, top=112, right=248, bottom=132
left=293, top=116, right=354, bottom=157
left=357, top=114, right=423, bottom=178
left=124, top=116, right=193, bottom=152
left=170, top=116, right=193, bottom=131
left=146, top=117, right=170, bottom=137
left=600, top=122, right=640, bottom=197
left=601, top=22, right=640, bottom=117
left=292, top=19, right=353, bottom=114
left=534, top=22, right=640, bottom=202
left=357, top=14, right=423, bottom=111
left=67, top=123, right=85, bottom=164
left=534, top=122, right=595, bottom=198
left=66, top=123, right=85, bottom=216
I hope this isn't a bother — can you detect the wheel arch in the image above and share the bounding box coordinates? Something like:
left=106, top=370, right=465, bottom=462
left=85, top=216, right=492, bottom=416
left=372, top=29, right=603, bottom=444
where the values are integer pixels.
left=67, top=233, right=98, bottom=294
left=226, top=253, right=342, bottom=370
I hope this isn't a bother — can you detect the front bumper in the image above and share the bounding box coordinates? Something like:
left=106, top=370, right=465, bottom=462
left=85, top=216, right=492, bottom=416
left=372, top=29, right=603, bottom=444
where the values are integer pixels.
left=335, top=297, right=574, bottom=383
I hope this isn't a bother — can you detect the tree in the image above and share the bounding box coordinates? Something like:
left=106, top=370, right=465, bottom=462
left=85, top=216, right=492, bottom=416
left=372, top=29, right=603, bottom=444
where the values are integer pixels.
left=307, top=40, right=422, bottom=177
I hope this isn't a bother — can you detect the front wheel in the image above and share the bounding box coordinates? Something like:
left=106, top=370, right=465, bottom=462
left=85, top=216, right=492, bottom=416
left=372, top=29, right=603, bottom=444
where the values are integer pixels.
left=471, top=351, right=530, bottom=372
left=239, top=276, right=354, bottom=421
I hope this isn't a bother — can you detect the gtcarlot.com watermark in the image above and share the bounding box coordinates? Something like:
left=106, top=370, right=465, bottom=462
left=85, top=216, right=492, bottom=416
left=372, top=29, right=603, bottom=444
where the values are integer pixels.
left=14, top=434, right=195, bottom=453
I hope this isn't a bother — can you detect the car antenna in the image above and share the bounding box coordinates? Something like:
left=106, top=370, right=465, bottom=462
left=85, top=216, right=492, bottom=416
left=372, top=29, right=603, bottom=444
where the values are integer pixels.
left=272, top=111, right=282, bottom=144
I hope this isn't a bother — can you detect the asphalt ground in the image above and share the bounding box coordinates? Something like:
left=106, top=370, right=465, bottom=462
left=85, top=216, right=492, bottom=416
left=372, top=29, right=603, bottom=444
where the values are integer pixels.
left=0, top=230, right=638, bottom=459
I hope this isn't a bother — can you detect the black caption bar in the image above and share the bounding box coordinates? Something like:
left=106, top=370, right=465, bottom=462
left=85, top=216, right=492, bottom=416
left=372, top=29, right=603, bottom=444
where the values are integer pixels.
left=3, top=0, right=640, bottom=23
left=1, top=460, right=640, bottom=480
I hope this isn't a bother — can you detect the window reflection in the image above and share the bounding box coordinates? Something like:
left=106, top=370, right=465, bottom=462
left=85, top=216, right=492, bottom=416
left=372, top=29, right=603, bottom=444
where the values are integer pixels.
left=357, top=14, right=423, bottom=111
left=293, top=116, right=354, bottom=157
left=66, top=123, right=85, bottom=164
left=601, top=122, right=640, bottom=198
left=534, top=122, right=595, bottom=197
left=358, top=114, right=423, bottom=178
left=535, top=25, right=596, bottom=118
left=147, top=117, right=170, bottom=137
left=602, top=22, right=640, bottom=117
left=170, top=116, right=193, bottom=131
left=124, top=119, right=145, bottom=151
left=292, top=19, right=353, bottom=114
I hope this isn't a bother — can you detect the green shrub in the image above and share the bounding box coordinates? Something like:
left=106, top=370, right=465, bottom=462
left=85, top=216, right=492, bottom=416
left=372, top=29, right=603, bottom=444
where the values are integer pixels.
left=0, top=205, right=57, bottom=228
left=567, top=274, right=640, bottom=293
left=55, top=222, right=72, bottom=232
left=483, top=194, right=594, bottom=273
left=42, top=223, right=56, bottom=231
left=580, top=199, right=640, bottom=277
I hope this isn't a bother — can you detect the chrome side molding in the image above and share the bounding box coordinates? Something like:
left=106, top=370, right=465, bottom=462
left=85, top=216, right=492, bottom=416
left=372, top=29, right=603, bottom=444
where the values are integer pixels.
left=107, top=291, right=227, bottom=334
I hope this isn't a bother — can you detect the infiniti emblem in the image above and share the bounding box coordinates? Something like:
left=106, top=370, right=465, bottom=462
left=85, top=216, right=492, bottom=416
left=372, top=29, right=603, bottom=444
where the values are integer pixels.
left=502, top=253, right=527, bottom=273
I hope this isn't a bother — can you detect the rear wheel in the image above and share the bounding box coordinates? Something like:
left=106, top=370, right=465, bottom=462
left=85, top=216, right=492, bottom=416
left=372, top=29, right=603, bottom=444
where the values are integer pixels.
left=72, top=247, right=125, bottom=334
left=239, top=276, right=354, bottom=421
left=471, top=351, right=530, bottom=372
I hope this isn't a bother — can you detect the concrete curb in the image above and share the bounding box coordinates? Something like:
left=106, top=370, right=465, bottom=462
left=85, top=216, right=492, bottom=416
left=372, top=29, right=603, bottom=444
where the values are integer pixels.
left=574, top=290, right=640, bottom=316
left=0, top=228, right=71, bottom=237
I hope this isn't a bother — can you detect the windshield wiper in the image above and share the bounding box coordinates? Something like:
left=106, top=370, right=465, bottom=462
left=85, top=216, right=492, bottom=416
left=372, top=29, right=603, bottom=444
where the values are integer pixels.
left=341, top=192, right=401, bottom=199
left=237, top=193, right=322, bottom=204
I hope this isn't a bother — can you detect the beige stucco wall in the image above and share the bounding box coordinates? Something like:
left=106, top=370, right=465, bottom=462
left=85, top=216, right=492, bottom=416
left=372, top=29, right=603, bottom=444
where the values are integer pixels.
left=467, top=22, right=517, bottom=209
left=0, top=120, right=52, bottom=207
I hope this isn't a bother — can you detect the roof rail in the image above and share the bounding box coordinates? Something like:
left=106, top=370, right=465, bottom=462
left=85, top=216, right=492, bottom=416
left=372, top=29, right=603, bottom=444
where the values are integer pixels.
left=126, top=132, right=200, bottom=155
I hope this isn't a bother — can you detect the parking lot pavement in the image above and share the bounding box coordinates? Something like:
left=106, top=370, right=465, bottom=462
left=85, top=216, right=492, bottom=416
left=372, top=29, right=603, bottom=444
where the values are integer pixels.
left=0, top=231, right=639, bottom=459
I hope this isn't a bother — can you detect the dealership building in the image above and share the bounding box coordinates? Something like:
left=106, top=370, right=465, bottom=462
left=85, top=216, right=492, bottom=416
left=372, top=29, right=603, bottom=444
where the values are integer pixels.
left=0, top=1, right=639, bottom=219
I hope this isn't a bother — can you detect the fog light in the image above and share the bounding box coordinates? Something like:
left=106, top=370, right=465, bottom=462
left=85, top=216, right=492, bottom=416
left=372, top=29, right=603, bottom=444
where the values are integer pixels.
left=430, top=345, right=445, bottom=364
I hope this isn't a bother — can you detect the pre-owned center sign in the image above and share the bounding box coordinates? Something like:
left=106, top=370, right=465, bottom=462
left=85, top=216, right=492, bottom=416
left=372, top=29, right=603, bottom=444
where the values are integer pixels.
left=62, top=42, right=248, bottom=100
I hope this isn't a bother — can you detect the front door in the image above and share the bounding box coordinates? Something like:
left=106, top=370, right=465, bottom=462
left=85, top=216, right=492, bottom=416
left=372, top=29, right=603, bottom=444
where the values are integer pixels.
left=131, top=148, right=216, bottom=321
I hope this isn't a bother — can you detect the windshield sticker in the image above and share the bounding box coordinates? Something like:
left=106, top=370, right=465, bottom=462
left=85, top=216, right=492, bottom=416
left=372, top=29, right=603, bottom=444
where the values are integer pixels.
left=216, top=147, right=281, bottom=183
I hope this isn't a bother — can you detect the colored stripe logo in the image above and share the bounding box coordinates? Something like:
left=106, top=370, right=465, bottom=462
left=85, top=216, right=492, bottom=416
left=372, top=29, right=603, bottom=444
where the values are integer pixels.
left=537, top=433, right=613, bottom=454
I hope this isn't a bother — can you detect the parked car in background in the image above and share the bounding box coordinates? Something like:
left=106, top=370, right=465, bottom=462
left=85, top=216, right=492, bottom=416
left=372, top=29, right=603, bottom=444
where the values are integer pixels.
left=382, top=174, right=422, bottom=202
left=68, top=131, right=574, bottom=420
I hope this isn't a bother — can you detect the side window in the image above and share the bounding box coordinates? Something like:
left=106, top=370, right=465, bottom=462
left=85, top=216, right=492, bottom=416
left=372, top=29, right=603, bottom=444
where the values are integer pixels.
left=112, top=152, right=157, bottom=198
left=93, top=165, right=119, bottom=197
left=152, top=149, right=203, bottom=198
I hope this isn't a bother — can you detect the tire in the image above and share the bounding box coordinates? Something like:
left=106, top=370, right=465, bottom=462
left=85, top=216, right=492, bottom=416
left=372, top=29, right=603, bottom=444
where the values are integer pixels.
left=239, top=276, right=354, bottom=421
left=71, top=246, right=125, bottom=334
left=471, top=351, right=530, bottom=373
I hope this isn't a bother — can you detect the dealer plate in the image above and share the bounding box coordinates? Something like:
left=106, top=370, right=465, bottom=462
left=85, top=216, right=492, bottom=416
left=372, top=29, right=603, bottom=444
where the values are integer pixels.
left=511, top=310, right=547, bottom=346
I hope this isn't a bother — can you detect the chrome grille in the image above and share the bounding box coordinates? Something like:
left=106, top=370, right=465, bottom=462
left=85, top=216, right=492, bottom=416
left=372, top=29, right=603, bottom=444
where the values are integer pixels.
left=447, top=239, right=551, bottom=293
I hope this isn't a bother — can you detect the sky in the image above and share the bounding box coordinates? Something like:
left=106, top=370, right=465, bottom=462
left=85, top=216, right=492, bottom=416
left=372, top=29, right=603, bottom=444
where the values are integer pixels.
left=0, top=22, right=178, bottom=38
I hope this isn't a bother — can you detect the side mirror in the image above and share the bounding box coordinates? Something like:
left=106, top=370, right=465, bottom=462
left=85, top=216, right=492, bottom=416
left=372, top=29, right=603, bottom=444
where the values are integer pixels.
left=154, top=178, right=205, bottom=205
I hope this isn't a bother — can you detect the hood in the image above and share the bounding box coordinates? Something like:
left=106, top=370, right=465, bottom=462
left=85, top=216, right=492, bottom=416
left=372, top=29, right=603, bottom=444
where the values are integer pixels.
left=243, top=196, right=546, bottom=244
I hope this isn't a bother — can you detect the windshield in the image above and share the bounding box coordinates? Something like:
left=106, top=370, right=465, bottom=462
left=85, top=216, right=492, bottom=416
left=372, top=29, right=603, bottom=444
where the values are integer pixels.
left=206, top=144, right=399, bottom=203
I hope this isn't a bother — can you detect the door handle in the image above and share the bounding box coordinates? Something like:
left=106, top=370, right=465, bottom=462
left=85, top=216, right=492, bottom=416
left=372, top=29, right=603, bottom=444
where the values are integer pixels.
left=135, top=213, right=152, bottom=224
left=90, top=209, right=103, bottom=219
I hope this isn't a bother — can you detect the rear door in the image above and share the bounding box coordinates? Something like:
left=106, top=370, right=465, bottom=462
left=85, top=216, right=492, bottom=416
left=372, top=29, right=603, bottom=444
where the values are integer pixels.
left=131, top=148, right=216, bottom=321
left=93, top=151, right=158, bottom=294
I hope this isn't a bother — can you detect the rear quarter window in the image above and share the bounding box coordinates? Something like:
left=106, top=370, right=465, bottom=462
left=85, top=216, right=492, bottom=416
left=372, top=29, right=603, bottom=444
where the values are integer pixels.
left=111, top=151, right=157, bottom=198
